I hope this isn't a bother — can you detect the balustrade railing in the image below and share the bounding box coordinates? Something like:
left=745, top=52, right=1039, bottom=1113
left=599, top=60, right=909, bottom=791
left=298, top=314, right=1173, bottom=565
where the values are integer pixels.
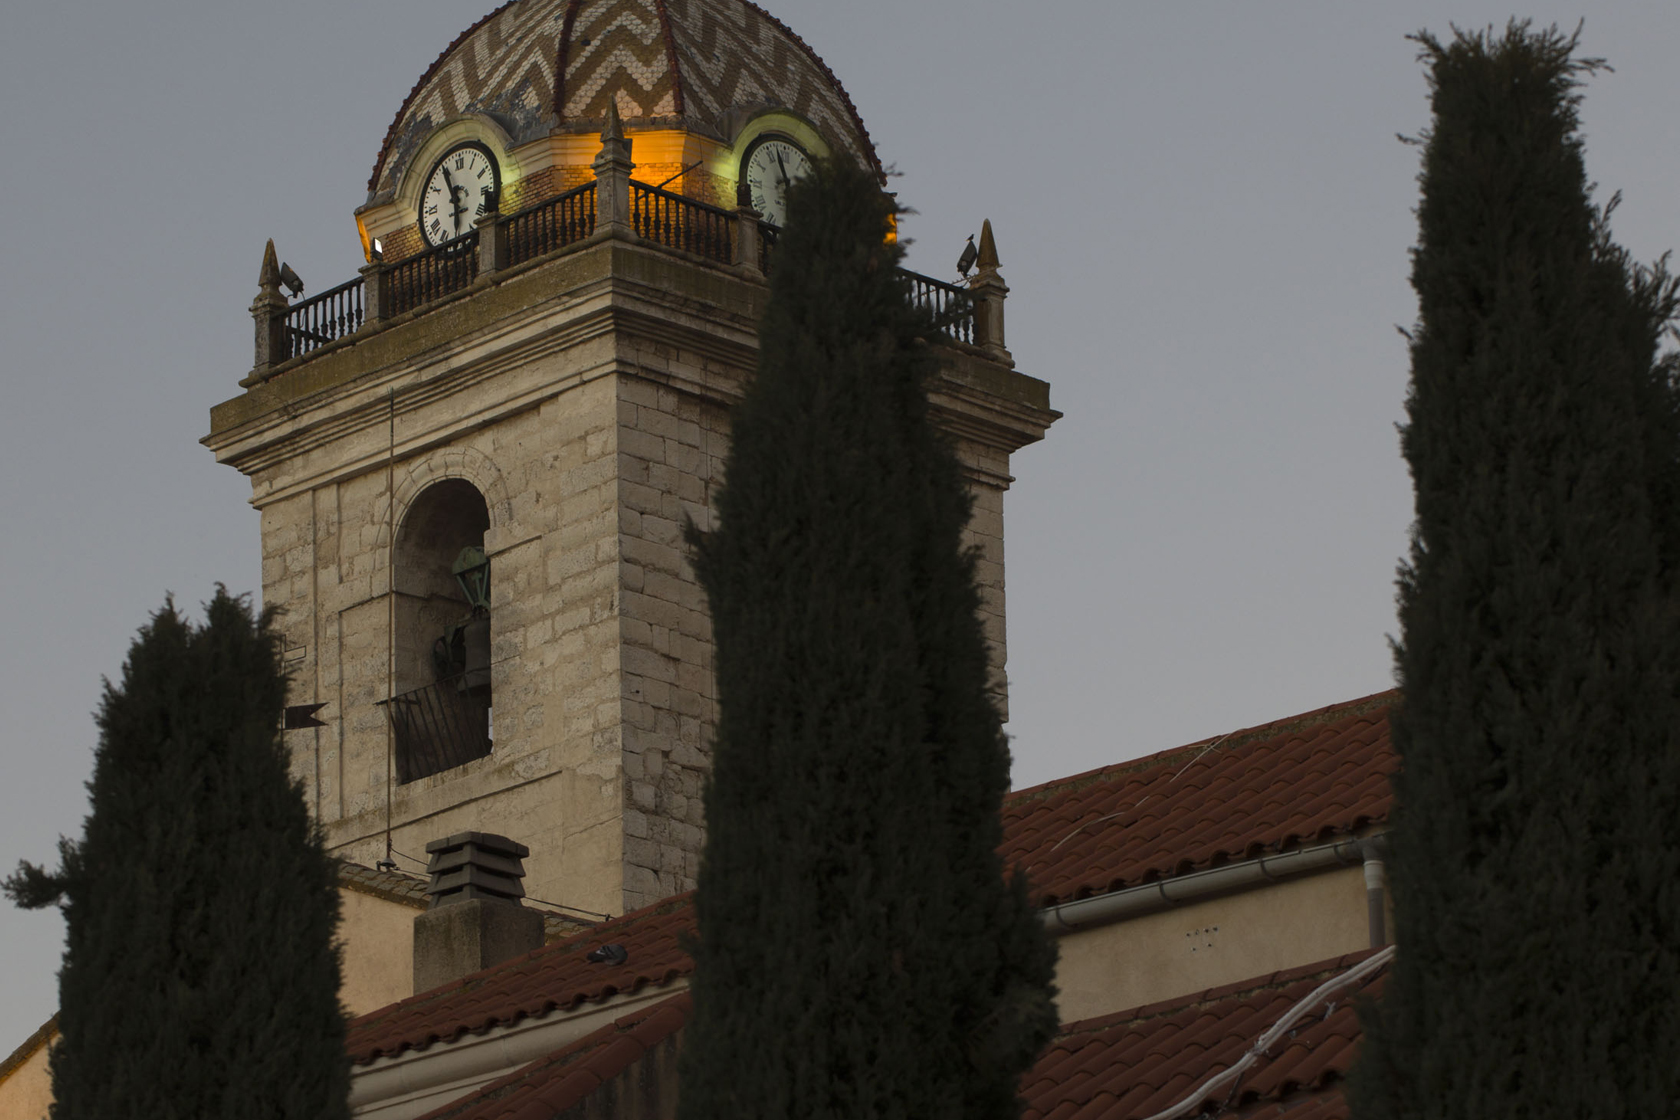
left=506, top=182, right=597, bottom=267
left=901, top=268, right=975, bottom=345
left=630, top=180, right=733, bottom=264
left=258, top=181, right=996, bottom=382
left=387, top=233, right=480, bottom=317
left=285, top=276, right=364, bottom=360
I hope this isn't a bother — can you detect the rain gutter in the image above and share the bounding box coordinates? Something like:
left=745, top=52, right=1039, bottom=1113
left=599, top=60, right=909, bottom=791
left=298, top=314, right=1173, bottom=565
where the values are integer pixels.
left=1038, top=833, right=1389, bottom=940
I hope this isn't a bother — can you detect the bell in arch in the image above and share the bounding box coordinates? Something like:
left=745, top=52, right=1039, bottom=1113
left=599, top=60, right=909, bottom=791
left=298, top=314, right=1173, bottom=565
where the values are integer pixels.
left=451, top=547, right=492, bottom=696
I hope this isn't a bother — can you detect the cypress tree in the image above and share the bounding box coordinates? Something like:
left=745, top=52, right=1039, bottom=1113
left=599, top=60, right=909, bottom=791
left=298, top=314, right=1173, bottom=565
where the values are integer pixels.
left=1352, top=24, right=1680, bottom=1120
left=677, top=161, right=1057, bottom=1120
left=5, top=590, right=350, bottom=1120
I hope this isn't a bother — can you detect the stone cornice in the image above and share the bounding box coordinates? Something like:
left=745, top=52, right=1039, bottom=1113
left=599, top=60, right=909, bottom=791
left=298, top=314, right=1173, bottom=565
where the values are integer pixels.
left=206, top=237, right=1055, bottom=507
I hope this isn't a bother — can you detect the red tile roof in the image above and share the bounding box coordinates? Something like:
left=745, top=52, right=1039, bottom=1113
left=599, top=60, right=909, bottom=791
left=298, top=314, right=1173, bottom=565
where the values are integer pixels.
left=412, top=993, right=691, bottom=1120
left=346, top=693, right=1395, bottom=1066
left=1002, top=692, right=1395, bottom=906
left=1022, top=949, right=1389, bottom=1120
left=410, top=950, right=1385, bottom=1120
left=346, top=895, right=696, bottom=1066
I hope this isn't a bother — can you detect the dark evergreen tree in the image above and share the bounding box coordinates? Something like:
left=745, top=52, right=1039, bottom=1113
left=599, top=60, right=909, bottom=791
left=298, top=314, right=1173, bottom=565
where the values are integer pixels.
left=1352, top=24, right=1680, bottom=1120
left=677, top=161, right=1057, bottom=1120
left=5, top=590, right=350, bottom=1120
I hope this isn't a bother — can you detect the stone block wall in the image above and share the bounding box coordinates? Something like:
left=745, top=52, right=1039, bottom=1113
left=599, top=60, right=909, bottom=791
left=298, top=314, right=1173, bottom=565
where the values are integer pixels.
left=614, top=374, right=730, bottom=912
left=260, top=371, right=637, bottom=920
left=226, top=239, right=1047, bottom=925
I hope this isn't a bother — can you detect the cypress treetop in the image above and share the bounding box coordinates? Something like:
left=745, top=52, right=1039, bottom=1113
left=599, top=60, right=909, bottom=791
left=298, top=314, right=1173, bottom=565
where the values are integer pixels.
left=677, top=159, right=1057, bottom=1120
left=1352, top=24, right=1680, bottom=1120
left=5, top=590, right=350, bottom=1120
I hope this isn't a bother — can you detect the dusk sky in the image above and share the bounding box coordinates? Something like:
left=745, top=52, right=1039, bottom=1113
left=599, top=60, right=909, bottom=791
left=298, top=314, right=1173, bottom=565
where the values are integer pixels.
left=5, top=1, right=1679, bottom=1051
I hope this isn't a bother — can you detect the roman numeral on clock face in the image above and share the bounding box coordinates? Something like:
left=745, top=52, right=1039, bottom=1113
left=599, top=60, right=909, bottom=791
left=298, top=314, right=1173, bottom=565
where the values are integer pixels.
left=419, top=142, right=499, bottom=246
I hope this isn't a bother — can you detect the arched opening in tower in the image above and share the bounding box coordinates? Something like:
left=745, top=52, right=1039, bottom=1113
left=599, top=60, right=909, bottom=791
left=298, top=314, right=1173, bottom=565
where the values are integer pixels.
left=385, top=478, right=493, bottom=783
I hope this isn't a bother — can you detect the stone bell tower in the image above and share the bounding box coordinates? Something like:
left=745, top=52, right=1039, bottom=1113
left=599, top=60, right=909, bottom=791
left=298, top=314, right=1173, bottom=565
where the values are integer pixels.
left=203, top=0, right=1056, bottom=921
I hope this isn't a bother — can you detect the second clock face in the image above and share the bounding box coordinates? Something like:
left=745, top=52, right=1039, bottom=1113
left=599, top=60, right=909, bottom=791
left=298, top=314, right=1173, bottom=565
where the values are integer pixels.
left=420, top=142, right=500, bottom=249
left=742, top=136, right=812, bottom=228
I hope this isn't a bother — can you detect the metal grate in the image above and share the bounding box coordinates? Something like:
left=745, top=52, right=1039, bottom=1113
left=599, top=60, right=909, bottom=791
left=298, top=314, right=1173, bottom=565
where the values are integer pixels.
left=379, top=675, right=492, bottom=783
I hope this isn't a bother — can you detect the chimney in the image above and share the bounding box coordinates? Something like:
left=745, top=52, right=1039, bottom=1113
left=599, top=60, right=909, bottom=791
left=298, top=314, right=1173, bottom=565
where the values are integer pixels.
left=412, top=832, right=545, bottom=992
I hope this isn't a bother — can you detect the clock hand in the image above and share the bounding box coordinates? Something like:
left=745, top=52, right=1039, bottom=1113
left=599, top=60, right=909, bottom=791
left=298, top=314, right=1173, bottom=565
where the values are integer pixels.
left=774, top=149, right=790, bottom=190
left=442, top=168, right=466, bottom=231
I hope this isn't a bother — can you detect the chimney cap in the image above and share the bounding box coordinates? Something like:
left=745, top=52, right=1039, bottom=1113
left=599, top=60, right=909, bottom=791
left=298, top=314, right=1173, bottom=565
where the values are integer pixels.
left=425, top=831, right=530, bottom=858
left=424, top=832, right=531, bottom=908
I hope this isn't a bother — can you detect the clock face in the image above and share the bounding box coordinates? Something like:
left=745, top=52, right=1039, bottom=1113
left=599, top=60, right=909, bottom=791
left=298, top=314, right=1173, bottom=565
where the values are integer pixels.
left=742, top=136, right=812, bottom=228
left=419, top=142, right=500, bottom=249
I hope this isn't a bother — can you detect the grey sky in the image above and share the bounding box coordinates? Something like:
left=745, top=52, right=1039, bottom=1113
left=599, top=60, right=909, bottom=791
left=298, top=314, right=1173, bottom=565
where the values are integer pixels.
left=5, top=1, right=1678, bottom=1053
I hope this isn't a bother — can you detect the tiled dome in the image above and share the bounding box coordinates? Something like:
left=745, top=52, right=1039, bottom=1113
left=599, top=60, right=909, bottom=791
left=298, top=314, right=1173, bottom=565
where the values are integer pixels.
left=368, top=0, right=877, bottom=201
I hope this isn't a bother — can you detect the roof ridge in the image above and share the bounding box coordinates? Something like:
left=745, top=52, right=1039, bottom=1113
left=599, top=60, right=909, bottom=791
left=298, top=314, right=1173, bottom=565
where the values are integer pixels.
left=1008, top=690, right=1397, bottom=806
left=651, top=0, right=686, bottom=116
left=0, top=1015, right=56, bottom=1088
left=735, top=0, right=881, bottom=173
left=336, top=859, right=430, bottom=907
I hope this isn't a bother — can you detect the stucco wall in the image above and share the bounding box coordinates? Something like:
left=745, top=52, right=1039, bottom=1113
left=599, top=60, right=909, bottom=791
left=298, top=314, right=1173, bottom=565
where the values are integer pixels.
left=1053, top=866, right=1374, bottom=1024
left=0, top=1028, right=52, bottom=1120
left=340, top=887, right=426, bottom=1017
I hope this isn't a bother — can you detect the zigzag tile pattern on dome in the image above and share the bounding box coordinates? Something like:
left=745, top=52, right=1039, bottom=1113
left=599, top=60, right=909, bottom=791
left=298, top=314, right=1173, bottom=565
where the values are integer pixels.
left=658, top=0, right=875, bottom=166
left=371, top=0, right=876, bottom=199
left=373, top=1, right=567, bottom=196
left=1023, top=950, right=1386, bottom=1120
left=1002, top=692, right=1395, bottom=907
left=557, top=0, right=680, bottom=125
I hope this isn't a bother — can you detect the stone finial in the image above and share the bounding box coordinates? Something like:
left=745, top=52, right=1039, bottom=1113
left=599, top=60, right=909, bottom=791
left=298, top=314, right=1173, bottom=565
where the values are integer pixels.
left=244, top=239, right=291, bottom=385
left=258, top=239, right=283, bottom=293
left=967, top=219, right=1012, bottom=367
left=593, top=100, right=636, bottom=236
left=598, top=99, right=633, bottom=163
left=976, top=218, right=1001, bottom=273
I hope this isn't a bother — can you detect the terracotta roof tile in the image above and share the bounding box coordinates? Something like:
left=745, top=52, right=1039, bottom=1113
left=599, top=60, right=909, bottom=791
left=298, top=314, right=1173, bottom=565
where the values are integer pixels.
left=1021, top=950, right=1387, bottom=1120
left=1003, top=692, right=1395, bottom=905
left=345, top=894, right=695, bottom=1065
left=336, top=861, right=431, bottom=906
left=346, top=694, right=1394, bottom=1070
left=412, top=993, right=691, bottom=1120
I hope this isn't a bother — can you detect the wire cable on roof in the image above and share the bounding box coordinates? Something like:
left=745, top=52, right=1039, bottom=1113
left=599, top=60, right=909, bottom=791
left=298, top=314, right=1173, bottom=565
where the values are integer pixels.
left=1135, top=945, right=1396, bottom=1120
left=1047, top=734, right=1231, bottom=854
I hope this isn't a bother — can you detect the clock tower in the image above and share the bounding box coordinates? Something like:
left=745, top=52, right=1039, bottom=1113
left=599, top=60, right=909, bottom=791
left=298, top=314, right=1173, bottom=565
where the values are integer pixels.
left=204, top=0, right=1056, bottom=921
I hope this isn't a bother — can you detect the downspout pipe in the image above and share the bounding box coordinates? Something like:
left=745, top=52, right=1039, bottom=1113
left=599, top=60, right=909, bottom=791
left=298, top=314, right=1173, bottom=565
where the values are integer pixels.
left=1039, top=833, right=1390, bottom=938
left=1362, top=837, right=1387, bottom=948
